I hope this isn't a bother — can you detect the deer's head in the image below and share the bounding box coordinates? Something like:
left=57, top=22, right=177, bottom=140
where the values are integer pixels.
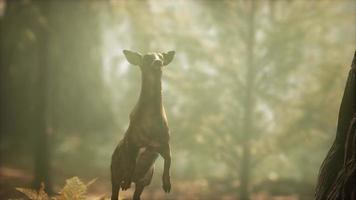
left=123, top=50, right=175, bottom=79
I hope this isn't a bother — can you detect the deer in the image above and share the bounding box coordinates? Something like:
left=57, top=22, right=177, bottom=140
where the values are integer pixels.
left=111, top=50, right=175, bottom=200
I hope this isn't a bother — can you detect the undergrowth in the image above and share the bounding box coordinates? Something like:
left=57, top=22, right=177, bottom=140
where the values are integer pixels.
left=15, top=177, right=110, bottom=200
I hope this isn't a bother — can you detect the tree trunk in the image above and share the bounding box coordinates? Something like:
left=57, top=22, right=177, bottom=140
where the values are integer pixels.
left=315, top=51, right=356, bottom=200
left=0, top=5, right=5, bottom=168
left=33, top=1, right=52, bottom=192
left=327, top=115, right=356, bottom=199
left=239, top=1, right=256, bottom=200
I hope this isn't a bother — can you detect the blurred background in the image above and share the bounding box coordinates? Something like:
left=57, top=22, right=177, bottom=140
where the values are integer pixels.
left=0, top=0, right=355, bottom=199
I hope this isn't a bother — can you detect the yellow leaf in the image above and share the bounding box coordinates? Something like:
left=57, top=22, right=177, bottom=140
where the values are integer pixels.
left=58, top=177, right=87, bottom=200
left=86, top=178, right=97, bottom=187
left=16, top=183, right=49, bottom=200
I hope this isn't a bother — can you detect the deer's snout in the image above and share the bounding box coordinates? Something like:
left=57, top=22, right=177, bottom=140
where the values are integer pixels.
left=152, top=59, right=163, bottom=67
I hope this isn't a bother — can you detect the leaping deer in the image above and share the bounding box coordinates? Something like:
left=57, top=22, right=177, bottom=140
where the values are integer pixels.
left=111, top=50, right=175, bottom=200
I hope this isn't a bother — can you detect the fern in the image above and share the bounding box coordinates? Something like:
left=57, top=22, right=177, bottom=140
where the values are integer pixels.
left=16, top=183, right=49, bottom=200
left=16, top=177, right=98, bottom=200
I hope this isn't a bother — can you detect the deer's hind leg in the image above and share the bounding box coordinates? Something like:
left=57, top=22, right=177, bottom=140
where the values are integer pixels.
left=133, top=166, right=155, bottom=200
left=132, top=149, right=158, bottom=200
left=111, top=180, right=120, bottom=200
left=133, top=182, right=145, bottom=200
left=121, top=141, right=140, bottom=190
left=111, top=142, right=125, bottom=200
left=111, top=159, right=124, bottom=200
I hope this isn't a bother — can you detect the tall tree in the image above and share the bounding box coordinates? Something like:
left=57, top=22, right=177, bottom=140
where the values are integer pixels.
left=239, top=1, right=256, bottom=199
left=33, top=0, right=52, bottom=191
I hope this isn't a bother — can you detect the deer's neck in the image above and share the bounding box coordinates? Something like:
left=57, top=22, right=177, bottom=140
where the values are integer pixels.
left=137, top=72, right=163, bottom=112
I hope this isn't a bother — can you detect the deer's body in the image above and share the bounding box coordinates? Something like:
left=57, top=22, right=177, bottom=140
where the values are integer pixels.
left=111, top=50, right=174, bottom=200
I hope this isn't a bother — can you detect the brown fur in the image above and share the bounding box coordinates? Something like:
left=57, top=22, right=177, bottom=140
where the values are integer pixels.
left=111, top=50, right=174, bottom=200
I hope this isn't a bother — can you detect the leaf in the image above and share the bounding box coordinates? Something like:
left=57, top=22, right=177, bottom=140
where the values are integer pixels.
left=15, top=177, right=96, bottom=200
left=58, top=177, right=87, bottom=200
left=16, top=188, right=39, bottom=199
left=56, top=176, right=96, bottom=200
left=16, top=183, right=49, bottom=200
left=86, top=178, right=97, bottom=187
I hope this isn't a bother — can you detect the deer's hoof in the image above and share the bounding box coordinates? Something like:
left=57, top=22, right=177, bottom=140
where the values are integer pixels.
left=162, top=177, right=171, bottom=193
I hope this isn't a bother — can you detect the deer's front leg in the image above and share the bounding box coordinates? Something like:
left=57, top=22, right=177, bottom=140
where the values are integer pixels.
left=159, top=144, right=171, bottom=193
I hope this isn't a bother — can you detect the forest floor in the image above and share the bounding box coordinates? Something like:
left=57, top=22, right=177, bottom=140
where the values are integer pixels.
left=0, top=166, right=308, bottom=200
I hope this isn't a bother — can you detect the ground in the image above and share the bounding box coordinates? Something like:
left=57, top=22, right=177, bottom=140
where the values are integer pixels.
left=0, top=165, right=311, bottom=200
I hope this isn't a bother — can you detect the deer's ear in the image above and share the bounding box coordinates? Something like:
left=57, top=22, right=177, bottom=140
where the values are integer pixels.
left=162, top=51, right=175, bottom=66
left=123, top=50, right=142, bottom=66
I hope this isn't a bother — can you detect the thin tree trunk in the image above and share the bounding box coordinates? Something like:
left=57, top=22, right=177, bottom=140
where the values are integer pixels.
left=33, top=1, right=52, bottom=192
left=0, top=3, right=5, bottom=167
left=239, top=1, right=256, bottom=200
